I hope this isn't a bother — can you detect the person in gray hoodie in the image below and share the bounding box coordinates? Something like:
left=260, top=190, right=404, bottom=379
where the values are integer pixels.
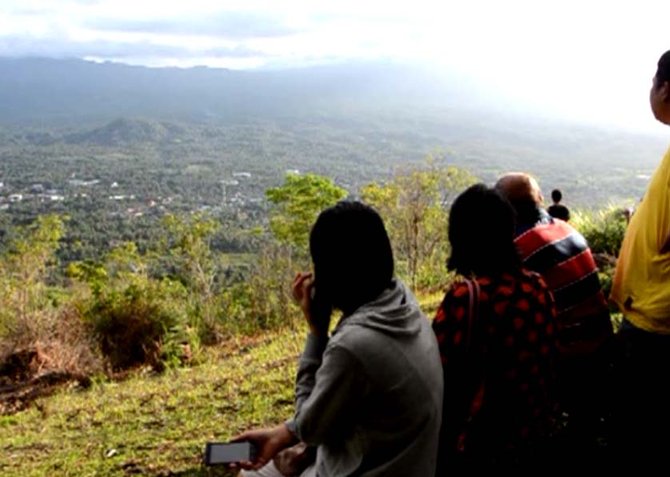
left=235, top=201, right=443, bottom=477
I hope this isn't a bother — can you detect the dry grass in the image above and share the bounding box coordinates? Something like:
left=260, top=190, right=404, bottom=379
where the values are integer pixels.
left=1, top=304, right=102, bottom=380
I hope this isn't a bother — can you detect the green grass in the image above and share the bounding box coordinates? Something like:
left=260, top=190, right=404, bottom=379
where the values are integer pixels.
left=0, top=292, right=444, bottom=477
left=0, top=327, right=306, bottom=477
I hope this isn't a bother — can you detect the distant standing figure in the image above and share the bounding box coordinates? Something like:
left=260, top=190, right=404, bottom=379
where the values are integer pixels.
left=547, top=189, right=570, bottom=221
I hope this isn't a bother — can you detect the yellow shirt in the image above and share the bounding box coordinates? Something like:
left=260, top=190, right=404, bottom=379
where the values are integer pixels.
left=612, top=146, right=670, bottom=333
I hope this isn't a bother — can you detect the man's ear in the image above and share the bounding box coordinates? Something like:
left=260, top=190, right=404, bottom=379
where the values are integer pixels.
left=662, top=81, right=670, bottom=103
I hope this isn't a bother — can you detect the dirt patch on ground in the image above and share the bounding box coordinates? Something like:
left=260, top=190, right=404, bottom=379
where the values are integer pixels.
left=0, top=347, right=91, bottom=414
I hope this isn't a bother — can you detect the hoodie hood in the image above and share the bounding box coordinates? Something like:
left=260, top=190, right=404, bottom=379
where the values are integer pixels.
left=333, top=279, right=424, bottom=337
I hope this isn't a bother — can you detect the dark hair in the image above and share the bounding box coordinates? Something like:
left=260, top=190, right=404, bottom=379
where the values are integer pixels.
left=447, top=184, right=520, bottom=276
left=310, top=201, right=394, bottom=313
left=655, top=50, right=670, bottom=87
left=551, top=189, right=562, bottom=203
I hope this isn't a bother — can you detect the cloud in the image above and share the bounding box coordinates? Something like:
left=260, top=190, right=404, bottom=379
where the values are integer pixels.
left=85, top=11, right=301, bottom=39
left=0, top=1, right=315, bottom=67
left=0, top=35, right=264, bottom=61
left=0, top=1, right=415, bottom=68
left=2, top=0, right=102, bottom=15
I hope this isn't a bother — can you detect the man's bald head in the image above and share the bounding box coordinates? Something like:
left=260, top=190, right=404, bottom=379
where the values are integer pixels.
left=495, top=173, right=543, bottom=206
left=494, top=173, right=544, bottom=226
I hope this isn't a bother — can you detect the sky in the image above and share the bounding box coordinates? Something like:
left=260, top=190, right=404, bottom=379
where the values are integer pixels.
left=1, top=0, right=669, bottom=132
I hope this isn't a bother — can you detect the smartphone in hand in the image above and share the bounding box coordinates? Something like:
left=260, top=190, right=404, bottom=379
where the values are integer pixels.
left=310, top=283, right=332, bottom=329
left=204, top=441, right=257, bottom=465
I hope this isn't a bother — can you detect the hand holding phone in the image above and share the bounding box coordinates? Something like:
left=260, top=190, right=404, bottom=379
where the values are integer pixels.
left=292, top=272, right=314, bottom=313
left=225, top=423, right=298, bottom=471
left=292, top=272, right=331, bottom=336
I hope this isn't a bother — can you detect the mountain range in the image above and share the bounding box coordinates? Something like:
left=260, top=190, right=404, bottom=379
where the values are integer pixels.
left=0, top=57, right=486, bottom=124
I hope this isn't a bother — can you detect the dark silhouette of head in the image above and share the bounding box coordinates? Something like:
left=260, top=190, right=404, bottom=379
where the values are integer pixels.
left=494, top=172, right=544, bottom=225
left=310, top=201, right=394, bottom=313
left=447, top=184, right=520, bottom=277
left=656, top=50, right=670, bottom=85
left=651, top=50, right=670, bottom=125
left=551, top=189, right=562, bottom=204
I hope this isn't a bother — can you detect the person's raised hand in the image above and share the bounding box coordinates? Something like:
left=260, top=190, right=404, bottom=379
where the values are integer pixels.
left=291, top=272, right=314, bottom=316
left=292, top=272, right=331, bottom=337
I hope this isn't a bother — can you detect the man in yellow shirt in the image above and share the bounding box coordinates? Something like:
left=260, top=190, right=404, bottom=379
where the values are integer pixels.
left=610, top=49, right=670, bottom=467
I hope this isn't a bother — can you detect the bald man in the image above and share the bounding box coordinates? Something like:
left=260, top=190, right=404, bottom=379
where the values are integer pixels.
left=495, top=173, right=610, bottom=337
left=495, top=173, right=612, bottom=459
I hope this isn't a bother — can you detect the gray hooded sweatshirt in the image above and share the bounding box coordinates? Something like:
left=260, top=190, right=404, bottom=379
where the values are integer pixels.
left=286, top=279, right=443, bottom=476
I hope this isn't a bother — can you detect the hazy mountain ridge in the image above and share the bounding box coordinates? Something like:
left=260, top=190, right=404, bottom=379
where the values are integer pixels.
left=63, top=118, right=188, bottom=146
left=0, top=57, right=478, bottom=124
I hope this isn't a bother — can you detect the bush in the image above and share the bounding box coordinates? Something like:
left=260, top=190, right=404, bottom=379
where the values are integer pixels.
left=84, top=278, right=191, bottom=371
left=0, top=215, right=65, bottom=345
left=0, top=303, right=102, bottom=381
left=571, top=206, right=628, bottom=257
left=0, top=215, right=99, bottom=378
left=70, top=243, right=196, bottom=372
left=218, top=242, right=302, bottom=335
left=571, top=205, right=629, bottom=301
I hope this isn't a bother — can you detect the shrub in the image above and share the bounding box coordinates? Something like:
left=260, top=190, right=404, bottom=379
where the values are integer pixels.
left=0, top=215, right=98, bottom=378
left=571, top=205, right=629, bottom=301
left=70, top=243, right=195, bottom=372
left=218, top=242, right=301, bottom=335
left=0, top=303, right=102, bottom=381
left=0, top=215, right=65, bottom=345
left=84, top=277, right=190, bottom=371
left=571, top=206, right=628, bottom=257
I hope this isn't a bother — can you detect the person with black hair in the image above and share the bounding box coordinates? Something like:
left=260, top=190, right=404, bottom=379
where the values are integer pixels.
left=433, top=184, right=560, bottom=473
left=609, top=49, right=670, bottom=467
left=547, top=188, right=570, bottom=221
left=235, top=201, right=443, bottom=477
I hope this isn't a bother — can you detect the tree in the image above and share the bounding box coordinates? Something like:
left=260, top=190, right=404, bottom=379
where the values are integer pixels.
left=233, top=173, right=349, bottom=328
left=0, top=215, right=65, bottom=339
left=158, top=213, right=219, bottom=298
left=154, top=213, right=222, bottom=344
left=361, top=162, right=476, bottom=291
left=266, top=173, right=348, bottom=250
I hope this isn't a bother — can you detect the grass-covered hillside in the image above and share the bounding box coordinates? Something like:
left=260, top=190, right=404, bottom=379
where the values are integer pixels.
left=0, top=290, right=444, bottom=477
left=0, top=328, right=303, bottom=477
left=0, top=263, right=621, bottom=476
